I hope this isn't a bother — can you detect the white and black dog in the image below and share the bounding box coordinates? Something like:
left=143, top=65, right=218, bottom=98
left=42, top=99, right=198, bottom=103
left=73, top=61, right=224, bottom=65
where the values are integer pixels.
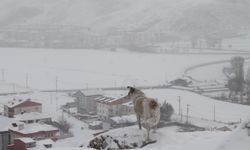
left=127, top=86, right=160, bottom=141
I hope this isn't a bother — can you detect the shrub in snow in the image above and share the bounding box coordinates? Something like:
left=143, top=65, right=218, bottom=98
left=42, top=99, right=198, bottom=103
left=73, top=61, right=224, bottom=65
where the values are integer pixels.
left=57, top=116, right=72, bottom=133
left=160, top=101, right=174, bottom=122
left=88, top=135, right=135, bottom=149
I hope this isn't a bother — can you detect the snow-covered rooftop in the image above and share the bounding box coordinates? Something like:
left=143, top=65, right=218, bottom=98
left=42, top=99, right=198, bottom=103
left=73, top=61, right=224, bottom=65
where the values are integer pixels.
left=97, top=96, right=131, bottom=105
left=18, top=137, right=35, bottom=144
left=14, top=112, right=51, bottom=121
left=5, top=98, right=26, bottom=108
left=95, top=95, right=116, bottom=103
left=10, top=123, right=58, bottom=134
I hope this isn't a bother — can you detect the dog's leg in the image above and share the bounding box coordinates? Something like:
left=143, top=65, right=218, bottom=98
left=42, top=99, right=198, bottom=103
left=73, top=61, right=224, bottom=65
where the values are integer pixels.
left=153, top=125, right=157, bottom=133
left=147, top=128, right=150, bottom=142
left=137, top=114, right=142, bottom=130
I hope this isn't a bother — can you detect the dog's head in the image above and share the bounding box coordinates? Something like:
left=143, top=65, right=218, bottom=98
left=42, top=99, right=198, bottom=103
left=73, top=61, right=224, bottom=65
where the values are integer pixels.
left=127, top=86, right=144, bottom=99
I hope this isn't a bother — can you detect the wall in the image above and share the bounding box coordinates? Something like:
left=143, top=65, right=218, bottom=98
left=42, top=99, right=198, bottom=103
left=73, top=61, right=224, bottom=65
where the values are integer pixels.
left=0, top=131, right=11, bottom=150
left=14, top=106, right=42, bottom=115
left=7, top=139, right=26, bottom=150
left=10, top=130, right=59, bottom=140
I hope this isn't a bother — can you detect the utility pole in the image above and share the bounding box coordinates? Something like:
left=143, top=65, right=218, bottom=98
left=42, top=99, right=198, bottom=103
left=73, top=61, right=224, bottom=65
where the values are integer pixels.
left=13, top=84, right=16, bottom=93
left=186, top=104, right=190, bottom=124
left=2, top=69, right=5, bottom=81
left=56, top=76, right=58, bottom=93
left=178, top=96, right=181, bottom=115
left=180, top=108, right=183, bottom=122
left=213, top=104, right=216, bottom=122
left=56, top=76, right=58, bottom=110
left=25, top=73, right=29, bottom=88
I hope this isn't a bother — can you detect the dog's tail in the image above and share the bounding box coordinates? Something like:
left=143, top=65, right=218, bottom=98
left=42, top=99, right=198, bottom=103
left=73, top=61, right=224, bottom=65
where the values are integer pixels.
left=149, top=99, right=159, bottom=110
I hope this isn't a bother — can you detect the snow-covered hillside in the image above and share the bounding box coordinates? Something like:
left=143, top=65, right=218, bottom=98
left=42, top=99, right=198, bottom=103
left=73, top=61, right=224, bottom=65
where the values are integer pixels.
left=1, top=0, right=250, bottom=36
left=0, top=0, right=213, bottom=32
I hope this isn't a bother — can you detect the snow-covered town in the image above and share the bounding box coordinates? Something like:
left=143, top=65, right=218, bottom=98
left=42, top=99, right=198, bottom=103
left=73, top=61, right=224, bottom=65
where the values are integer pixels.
left=1, top=0, right=250, bottom=150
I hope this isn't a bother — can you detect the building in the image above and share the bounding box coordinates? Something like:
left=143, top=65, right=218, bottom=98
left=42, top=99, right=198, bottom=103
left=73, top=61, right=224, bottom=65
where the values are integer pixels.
left=4, top=99, right=42, bottom=118
left=7, top=138, right=54, bottom=150
left=109, top=114, right=137, bottom=128
left=9, top=122, right=59, bottom=140
left=97, top=96, right=134, bottom=121
left=8, top=138, right=36, bottom=150
left=0, top=116, right=17, bottom=150
left=0, top=130, right=10, bottom=150
left=14, top=112, right=52, bottom=124
left=73, top=89, right=104, bottom=115
left=121, top=101, right=135, bottom=116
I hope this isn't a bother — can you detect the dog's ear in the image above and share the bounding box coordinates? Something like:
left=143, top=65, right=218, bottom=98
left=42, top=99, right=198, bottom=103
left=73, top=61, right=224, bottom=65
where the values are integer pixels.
left=127, top=86, right=135, bottom=93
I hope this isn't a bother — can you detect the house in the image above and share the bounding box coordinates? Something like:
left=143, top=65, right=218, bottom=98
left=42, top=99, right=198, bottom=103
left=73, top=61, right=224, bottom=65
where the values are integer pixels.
left=121, top=101, right=135, bottom=116
left=0, top=116, right=17, bottom=150
left=4, top=99, right=42, bottom=118
left=14, top=112, right=52, bottom=124
left=8, top=138, right=36, bottom=150
left=9, top=122, right=59, bottom=140
left=7, top=138, right=55, bottom=150
left=73, top=89, right=104, bottom=115
left=97, top=96, right=133, bottom=121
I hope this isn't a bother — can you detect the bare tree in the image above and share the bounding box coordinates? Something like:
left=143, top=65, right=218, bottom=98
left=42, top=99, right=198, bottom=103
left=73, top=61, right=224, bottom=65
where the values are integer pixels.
left=245, top=67, right=250, bottom=104
left=57, top=116, right=72, bottom=134
left=223, top=56, right=245, bottom=102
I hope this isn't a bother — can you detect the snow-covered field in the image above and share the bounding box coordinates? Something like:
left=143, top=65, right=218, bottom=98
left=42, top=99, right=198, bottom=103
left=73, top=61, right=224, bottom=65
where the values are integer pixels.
left=0, top=48, right=235, bottom=91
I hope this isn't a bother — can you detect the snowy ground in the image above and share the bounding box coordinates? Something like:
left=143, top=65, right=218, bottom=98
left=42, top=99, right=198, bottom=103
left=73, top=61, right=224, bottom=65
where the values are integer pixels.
left=107, top=89, right=250, bottom=124
left=217, top=126, right=250, bottom=150
left=99, top=125, right=231, bottom=150
left=0, top=88, right=249, bottom=149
